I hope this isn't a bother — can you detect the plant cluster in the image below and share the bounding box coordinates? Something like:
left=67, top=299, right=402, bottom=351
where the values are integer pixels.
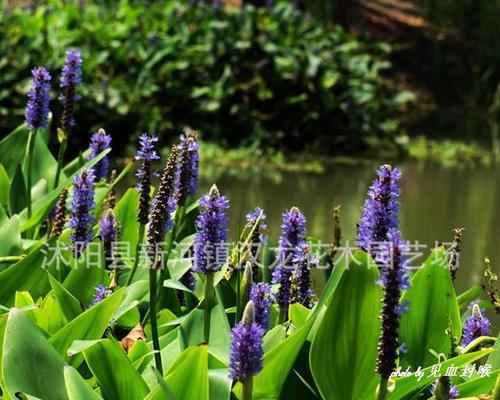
left=0, top=42, right=498, bottom=400
left=0, top=0, right=410, bottom=156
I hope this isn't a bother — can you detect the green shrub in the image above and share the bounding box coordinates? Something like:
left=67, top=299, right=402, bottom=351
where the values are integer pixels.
left=0, top=0, right=410, bottom=154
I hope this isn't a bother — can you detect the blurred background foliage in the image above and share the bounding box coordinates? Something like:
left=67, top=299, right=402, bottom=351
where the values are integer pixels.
left=0, top=0, right=412, bottom=158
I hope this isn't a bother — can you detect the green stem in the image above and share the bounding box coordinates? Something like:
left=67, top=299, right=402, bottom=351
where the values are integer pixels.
left=126, top=223, right=146, bottom=286
left=149, top=267, right=163, bottom=375
left=493, top=374, right=500, bottom=400
left=0, top=256, right=24, bottom=263
left=54, top=137, right=67, bottom=189
left=242, top=377, right=253, bottom=400
left=459, top=336, right=496, bottom=354
left=204, top=273, right=215, bottom=344
left=26, top=129, right=37, bottom=219
left=377, top=377, right=389, bottom=400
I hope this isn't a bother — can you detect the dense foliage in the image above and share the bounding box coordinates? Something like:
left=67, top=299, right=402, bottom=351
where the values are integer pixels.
left=0, top=1, right=410, bottom=155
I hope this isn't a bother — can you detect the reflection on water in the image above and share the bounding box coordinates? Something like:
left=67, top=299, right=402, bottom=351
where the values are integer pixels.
left=199, top=161, right=500, bottom=297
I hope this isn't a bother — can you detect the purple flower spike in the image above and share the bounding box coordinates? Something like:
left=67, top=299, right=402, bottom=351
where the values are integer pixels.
left=193, top=184, right=230, bottom=274
left=461, top=304, right=490, bottom=347
left=376, top=228, right=410, bottom=380
left=290, top=243, right=316, bottom=308
left=250, top=283, right=274, bottom=330
left=69, top=169, right=96, bottom=258
left=99, top=209, right=118, bottom=268
left=272, top=207, right=306, bottom=312
left=91, top=284, right=108, bottom=305
left=89, top=128, right=112, bottom=180
left=229, top=301, right=264, bottom=383
left=135, top=133, right=160, bottom=224
left=357, top=164, right=401, bottom=254
left=177, top=130, right=199, bottom=207
left=25, top=66, right=51, bottom=130
left=60, top=49, right=82, bottom=133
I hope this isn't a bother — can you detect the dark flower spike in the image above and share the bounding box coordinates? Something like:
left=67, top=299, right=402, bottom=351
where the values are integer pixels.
left=376, top=229, right=410, bottom=381
left=329, top=205, right=342, bottom=259
left=241, top=261, right=254, bottom=309
left=193, top=184, right=230, bottom=274
left=89, top=128, right=112, bottom=180
left=147, top=145, right=178, bottom=267
left=461, top=304, right=490, bottom=347
left=69, top=169, right=96, bottom=258
left=448, top=228, right=464, bottom=282
left=177, top=129, right=199, bottom=207
left=49, top=188, right=68, bottom=239
left=250, top=283, right=274, bottom=330
left=100, top=209, right=118, bottom=269
left=291, top=242, right=316, bottom=308
left=136, top=133, right=160, bottom=224
left=358, top=164, right=401, bottom=255
left=229, top=301, right=264, bottom=383
left=60, top=49, right=82, bottom=134
left=484, top=257, right=500, bottom=313
left=25, top=66, right=51, bottom=131
left=272, top=207, right=306, bottom=314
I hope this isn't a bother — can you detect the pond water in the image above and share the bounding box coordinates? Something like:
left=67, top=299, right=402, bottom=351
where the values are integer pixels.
left=198, top=160, right=500, bottom=300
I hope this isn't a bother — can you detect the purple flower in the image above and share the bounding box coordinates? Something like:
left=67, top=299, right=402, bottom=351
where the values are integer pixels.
left=250, top=283, right=274, bottom=330
left=272, top=207, right=306, bottom=311
left=25, top=66, right=51, bottom=130
left=99, top=210, right=117, bottom=268
left=357, top=164, right=401, bottom=254
left=461, top=304, right=490, bottom=347
left=290, top=243, right=316, bottom=308
left=177, top=131, right=199, bottom=207
left=229, top=301, right=264, bottom=382
left=59, top=49, right=82, bottom=133
left=69, top=170, right=96, bottom=258
left=91, top=284, right=108, bottom=305
left=135, top=133, right=160, bottom=224
left=431, top=380, right=459, bottom=399
left=376, top=229, right=410, bottom=380
left=146, top=146, right=178, bottom=265
left=89, top=129, right=112, bottom=180
left=193, top=184, right=230, bottom=274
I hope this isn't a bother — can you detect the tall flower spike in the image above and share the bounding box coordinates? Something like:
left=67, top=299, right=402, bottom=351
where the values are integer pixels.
left=89, top=128, right=112, bottom=180
left=100, top=209, right=118, bottom=269
left=290, top=243, right=315, bottom=308
left=49, top=188, right=68, bottom=239
left=193, top=184, right=230, bottom=274
left=60, top=49, right=82, bottom=134
left=272, top=207, right=306, bottom=312
left=245, top=207, right=267, bottom=281
left=136, top=133, right=160, bottom=224
left=25, top=66, right=51, bottom=130
left=329, top=205, right=342, bottom=259
left=484, top=257, right=500, bottom=313
left=376, top=228, right=410, bottom=380
left=357, top=164, right=401, bottom=254
left=448, top=228, right=464, bottom=282
left=69, top=169, right=96, bottom=258
left=250, top=283, right=274, bottom=330
left=461, top=304, right=490, bottom=347
left=177, top=130, right=199, bottom=207
left=229, top=301, right=264, bottom=382
left=147, top=146, right=178, bottom=266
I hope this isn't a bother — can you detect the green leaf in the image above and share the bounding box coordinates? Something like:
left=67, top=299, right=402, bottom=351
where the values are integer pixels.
left=9, top=164, right=27, bottom=215
left=48, top=273, right=82, bottom=322
left=114, top=188, right=139, bottom=259
left=289, top=303, right=310, bottom=329
left=82, top=338, right=150, bottom=400
left=457, top=285, right=484, bottom=311
left=399, top=247, right=461, bottom=368
left=0, top=214, right=23, bottom=257
left=2, top=308, right=68, bottom=400
left=310, top=251, right=382, bottom=400
left=49, top=288, right=125, bottom=358
left=389, top=349, right=493, bottom=399
left=0, top=163, right=9, bottom=207
left=64, top=366, right=103, bottom=400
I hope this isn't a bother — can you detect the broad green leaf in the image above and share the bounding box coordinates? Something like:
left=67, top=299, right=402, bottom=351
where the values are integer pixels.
left=22, top=132, right=58, bottom=191
left=389, top=349, right=493, bottom=399
left=289, top=303, right=310, bottom=329
left=8, top=164, right=27, bottom=215
left=82, top=339, right=150, bottom=400
left=0, top=214, right=23, bottom=257
left=49, top=273, right=82, bottom=322
left=2, top=308, right=68, bottom=400
left=0, top=242, right=48, bottom=305
left=400, top=247, right=461, bottom=368
left=0, top=163, right=9, bottom=206
left=114, top=188, right=139, bottom=259
left=455, top=372, right=498, bottom=398
left=310, top=251, right=382, bottom=400
left=64, top=366, right=103, bottom=400
left=209, top=369, right=232, bottom=400
left=49, top=288, right=125, bottom=358
left=487, top=332, right=500, bottom=369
